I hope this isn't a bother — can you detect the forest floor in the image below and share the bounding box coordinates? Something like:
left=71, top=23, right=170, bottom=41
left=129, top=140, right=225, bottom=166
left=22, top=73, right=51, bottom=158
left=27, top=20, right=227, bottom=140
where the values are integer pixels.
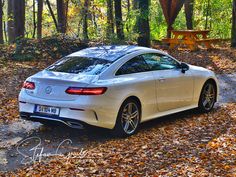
left=0, top=40, right=236, bottom=175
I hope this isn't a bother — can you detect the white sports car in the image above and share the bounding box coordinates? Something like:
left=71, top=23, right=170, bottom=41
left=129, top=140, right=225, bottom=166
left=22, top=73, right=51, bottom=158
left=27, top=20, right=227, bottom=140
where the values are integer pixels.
left=19, top=45, right=219, bottom=136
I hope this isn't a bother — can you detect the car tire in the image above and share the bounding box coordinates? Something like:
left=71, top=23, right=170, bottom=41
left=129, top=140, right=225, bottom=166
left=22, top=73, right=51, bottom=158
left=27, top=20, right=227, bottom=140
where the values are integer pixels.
left=113, top=98, right=141, bottom=137
left=198, top=81, right=216, bottom=113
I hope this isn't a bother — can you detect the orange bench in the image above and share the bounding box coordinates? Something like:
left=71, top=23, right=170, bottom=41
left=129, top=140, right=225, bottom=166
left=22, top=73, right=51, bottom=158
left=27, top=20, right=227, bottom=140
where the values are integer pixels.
left=162, top=30, right=220, bottom=51
left=196, top=39, right=221, bottom=49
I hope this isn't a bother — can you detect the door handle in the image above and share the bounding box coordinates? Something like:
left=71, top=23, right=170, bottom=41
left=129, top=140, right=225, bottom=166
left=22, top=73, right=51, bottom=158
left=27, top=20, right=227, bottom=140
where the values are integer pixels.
left=158, top=78, right=166, bottom=82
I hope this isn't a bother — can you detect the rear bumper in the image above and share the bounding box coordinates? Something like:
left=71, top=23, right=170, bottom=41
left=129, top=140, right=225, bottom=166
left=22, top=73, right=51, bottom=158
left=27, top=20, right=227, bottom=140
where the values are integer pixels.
left=19, top=100, right=115, bottom=129
left=18, top=91, right=120, bottom=129
left=20, top=112, right=90, bottom=129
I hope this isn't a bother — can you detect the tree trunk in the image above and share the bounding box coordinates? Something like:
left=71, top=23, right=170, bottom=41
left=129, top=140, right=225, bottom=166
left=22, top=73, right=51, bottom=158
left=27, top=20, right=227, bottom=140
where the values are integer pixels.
left=127, top=0, right=130, bottom=12
left=7, top=0, right=14, bottom=43
left=46, top=0, right=58, bottom=31
left=0, top=0, right=3, bottom=44
left=3, top=18, right=7, bottom=42
left=32, top=0, right=36, bottom=38
left=184, top=0, right=194, bottom=30
left=65, top=0, right=69, bottom=29
left=106, top=0, right=114, bottom=39
left=133, top=0, right=138, bottom=10
left=232, top=0, right=236, bottom=47
left=1, top=0, right=6, bottom=42
left=37, top=0, right=43, bottom=39
left=13, top=0, right=25, bottom=39
left=114, top=0, right=124, bottom=40
left=57, top=0, right=66, bottom=33
left=132, top=0, right=139, bottom=34
left=91, top=0, right=97, bottom=34
left=125, top=0, right=131, bottom=32
left=82, top=0, right=89, bottom=40
left=205, top=0, right=210, bottom=29
left=137, top=0, right=150, bottom=47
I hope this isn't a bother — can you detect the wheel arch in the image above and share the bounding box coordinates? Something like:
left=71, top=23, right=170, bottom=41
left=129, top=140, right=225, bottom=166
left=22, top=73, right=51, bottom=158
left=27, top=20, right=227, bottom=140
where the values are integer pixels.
left=204, top=78, right=218, bottom=101
left=198, top=77, right=219, bottom=101
left=118, top=95, right=142, bottom=119
left=125, top=96, right=142, bottom=109
left=112, top=95, right=142, bottom=136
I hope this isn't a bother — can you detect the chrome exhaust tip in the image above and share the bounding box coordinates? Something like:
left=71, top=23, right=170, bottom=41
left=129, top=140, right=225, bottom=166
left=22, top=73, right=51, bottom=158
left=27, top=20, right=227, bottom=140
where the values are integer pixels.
left=66, top=121, right=84, bottom=129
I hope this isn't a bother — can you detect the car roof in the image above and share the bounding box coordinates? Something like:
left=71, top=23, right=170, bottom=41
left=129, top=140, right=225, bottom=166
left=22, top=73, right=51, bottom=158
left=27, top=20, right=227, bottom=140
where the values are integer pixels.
left=68, top=45, right=157, bottom=62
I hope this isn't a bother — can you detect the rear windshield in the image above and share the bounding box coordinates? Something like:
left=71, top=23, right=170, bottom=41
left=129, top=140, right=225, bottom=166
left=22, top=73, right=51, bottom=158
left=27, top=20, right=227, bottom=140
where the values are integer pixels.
left=47, top=57, right=112, bottom=75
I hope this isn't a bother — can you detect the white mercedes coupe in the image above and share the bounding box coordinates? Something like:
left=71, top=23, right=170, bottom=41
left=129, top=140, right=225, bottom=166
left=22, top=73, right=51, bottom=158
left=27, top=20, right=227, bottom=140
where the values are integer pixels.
left=19, top=45, right=219, bottom=136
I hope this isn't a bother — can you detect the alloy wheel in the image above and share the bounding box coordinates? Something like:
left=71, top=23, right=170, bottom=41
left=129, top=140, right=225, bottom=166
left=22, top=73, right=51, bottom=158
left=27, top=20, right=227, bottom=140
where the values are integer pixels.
left=121, top=102, right=139, bottom=135
left=201, top=83, right=216, bottom=111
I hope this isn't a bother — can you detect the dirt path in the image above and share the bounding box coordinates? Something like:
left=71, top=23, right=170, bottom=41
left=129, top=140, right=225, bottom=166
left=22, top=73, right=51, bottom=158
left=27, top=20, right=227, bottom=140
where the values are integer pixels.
left=217, top=73, right=236, bottom=103
left=0, top=121, right=112, bottom=171
left=0, top=73, right=235, bottom=172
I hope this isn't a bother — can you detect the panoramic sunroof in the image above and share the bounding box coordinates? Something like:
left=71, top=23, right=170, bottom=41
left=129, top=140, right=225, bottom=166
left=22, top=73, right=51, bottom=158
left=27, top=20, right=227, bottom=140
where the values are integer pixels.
left=69, top=45, right=141, bottom=62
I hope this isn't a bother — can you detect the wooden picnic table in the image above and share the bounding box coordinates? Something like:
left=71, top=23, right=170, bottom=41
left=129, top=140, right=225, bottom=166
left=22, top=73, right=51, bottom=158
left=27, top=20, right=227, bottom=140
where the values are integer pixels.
left=163, top=30, right=219, bottom=51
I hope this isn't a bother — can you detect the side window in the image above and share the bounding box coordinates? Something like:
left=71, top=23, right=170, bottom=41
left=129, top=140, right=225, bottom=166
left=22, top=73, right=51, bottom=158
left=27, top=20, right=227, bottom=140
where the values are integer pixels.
left=116, top=56, right=150, bottom=75
left=142, top=53, right=180, bottom=71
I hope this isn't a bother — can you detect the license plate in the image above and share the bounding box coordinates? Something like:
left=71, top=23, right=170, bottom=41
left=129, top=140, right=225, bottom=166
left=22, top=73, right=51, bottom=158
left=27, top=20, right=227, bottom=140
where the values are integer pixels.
left=35, top=105, right=60, bottom=116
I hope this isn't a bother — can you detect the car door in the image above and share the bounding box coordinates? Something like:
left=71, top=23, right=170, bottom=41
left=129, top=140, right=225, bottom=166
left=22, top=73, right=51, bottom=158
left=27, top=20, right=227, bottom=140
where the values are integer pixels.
left=142, top=53, right=194, bottom=112
left=114, top=55, right=158, bottom=121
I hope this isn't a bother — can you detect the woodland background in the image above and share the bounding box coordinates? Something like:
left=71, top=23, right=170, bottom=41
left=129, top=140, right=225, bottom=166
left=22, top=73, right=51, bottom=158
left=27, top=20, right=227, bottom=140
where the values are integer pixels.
left=0, top=0, right=235, bottom=47
left=0, top=0, right=236, bottom=176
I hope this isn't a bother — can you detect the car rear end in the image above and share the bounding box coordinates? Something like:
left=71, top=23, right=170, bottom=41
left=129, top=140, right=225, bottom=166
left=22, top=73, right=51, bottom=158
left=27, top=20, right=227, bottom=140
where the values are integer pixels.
left=19, top=56, right=118, bottom=129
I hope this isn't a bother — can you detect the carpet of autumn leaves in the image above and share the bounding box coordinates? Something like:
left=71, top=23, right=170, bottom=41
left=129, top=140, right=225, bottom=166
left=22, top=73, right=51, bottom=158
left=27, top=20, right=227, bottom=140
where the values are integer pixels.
left=0, top=38, right=236, bottom=175
left=166, top=43, right=236, bottom=74
left=0, top=60, right=51, bottom=123
left=1, top=104, right=235, bottom=176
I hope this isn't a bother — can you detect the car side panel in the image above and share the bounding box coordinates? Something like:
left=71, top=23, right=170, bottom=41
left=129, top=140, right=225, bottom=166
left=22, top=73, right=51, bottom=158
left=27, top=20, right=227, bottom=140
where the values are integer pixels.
left=92, top=71, right=158, bottom=123
left=153, top=69, right=194, bottom=111
left=189, top=65, right=219, bottom=105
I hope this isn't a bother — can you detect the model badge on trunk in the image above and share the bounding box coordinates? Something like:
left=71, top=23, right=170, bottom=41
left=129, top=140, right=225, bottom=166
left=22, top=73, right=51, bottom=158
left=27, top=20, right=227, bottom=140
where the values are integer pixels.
left=45, top=86, right=52, bottom=94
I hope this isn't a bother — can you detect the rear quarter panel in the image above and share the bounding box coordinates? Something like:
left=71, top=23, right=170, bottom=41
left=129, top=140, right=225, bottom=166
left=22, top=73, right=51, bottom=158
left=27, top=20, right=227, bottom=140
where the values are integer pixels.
left=89, top=71, right=158, bottom=123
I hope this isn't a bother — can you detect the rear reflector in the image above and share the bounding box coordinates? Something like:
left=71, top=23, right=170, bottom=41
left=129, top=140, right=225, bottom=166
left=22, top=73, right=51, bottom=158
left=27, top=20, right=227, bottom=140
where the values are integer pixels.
left=65, top=87, right=107, bottom=95
left=69, top=108, right=85, bottom=111
left=23, top=81, right=35, bottom=90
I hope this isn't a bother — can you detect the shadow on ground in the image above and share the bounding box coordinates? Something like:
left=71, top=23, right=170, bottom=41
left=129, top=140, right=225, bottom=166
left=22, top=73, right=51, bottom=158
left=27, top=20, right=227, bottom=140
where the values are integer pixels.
left=0, top=106, right=202, bottom=172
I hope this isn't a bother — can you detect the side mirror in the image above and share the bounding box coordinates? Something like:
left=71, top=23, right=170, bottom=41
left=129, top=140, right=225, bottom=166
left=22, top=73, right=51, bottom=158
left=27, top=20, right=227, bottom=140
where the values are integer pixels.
left=180, top=62, right=189, bottom=73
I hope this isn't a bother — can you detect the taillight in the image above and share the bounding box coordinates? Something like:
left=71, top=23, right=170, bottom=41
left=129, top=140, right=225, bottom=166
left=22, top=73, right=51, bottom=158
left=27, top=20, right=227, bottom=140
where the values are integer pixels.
left=22, top=81, right=35, bottom=90
left=65, top=87, right=107, bottom=95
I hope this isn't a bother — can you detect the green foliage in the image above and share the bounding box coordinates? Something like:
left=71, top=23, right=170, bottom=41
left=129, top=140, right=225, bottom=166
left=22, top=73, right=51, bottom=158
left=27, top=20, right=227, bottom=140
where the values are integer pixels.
left=149, top=0, right=232, bottom=40
left=1, top=0, right=233, bottom=44
left=193, top=0, right=232, bottom=38
left=123, top=9, right=140, bottom=42
left=150, top=1, right=167, bottom=40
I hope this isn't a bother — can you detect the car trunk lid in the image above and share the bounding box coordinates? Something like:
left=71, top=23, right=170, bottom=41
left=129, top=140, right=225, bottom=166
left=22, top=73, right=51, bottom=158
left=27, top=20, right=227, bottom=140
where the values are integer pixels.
left=25, top=70, right=98, bottom=101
